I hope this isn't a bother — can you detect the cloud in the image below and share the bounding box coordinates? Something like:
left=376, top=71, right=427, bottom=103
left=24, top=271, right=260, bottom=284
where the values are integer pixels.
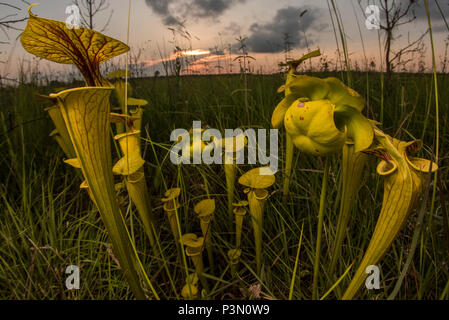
left=221, top=22, right=242, bottom=37
left=162, top=15, right=182, bottom=26
left=145, top=0, right=174, bottom=15
left=245, top=6, right=325, bottom=53
left=144, top=0, right=246, bottom=26
left=189, top=0, right=246, bottom=18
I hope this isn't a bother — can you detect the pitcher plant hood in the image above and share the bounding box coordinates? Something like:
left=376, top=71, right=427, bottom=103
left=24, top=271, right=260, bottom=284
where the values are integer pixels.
left=238, top=167, right=276, bottom=190
left=113, top=130, right=145, bottom=176
left=20, top=4, right=129, bottom=86
left=182, top=233, right=205, bottom=256
left=194, top=199, right=216, bottom=219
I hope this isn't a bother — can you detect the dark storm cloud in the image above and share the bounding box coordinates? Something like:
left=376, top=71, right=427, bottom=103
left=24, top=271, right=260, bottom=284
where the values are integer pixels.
left=245, top=6, right=325, bottom=53
left=189, top=0, right=246, bottom=18
left=144, top=0, right=246, bottom=25
left=145, top=0, right=173, bottom=15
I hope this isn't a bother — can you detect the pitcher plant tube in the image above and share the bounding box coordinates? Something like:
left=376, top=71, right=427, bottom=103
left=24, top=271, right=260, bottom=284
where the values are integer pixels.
left=112, top=127, right=159, bottom=258
left=175, top=127, right=213, bottom=195
left=19, top=6, right=154, bottom=298
left=181, top=273, right=200, bottom=300
left=220, top=133, right=247, bottom=224
left=181, top=233, right=209, bottom=292
left=328, top=141, right=368, bottom=278
left=107, top=69, right=148, bottom=134
left=238, top=167, right=275, bottom=276
left=232, top=200, right=248, bottom=248
left=194, top=199, right=216, bottom=272
left=342, top=128, right=437, bottom=299
left=162, top=188, right=182, bottom=247
left=128, top=98, right=149, bottom=132
left=227, top=249, right=242, bottom=279
left=50, top=87, right=146, bottom=298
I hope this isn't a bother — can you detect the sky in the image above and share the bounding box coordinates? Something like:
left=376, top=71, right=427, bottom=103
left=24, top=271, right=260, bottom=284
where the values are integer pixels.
left=1, top=0, right=449, bottom=82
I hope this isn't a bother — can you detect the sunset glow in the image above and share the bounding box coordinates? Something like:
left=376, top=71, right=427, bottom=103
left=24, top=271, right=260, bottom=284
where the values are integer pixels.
left=182, top=49, right=211, bottom=56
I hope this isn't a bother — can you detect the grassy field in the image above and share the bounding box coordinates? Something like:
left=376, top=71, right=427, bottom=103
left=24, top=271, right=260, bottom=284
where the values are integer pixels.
left=0, top=71, right=448, bottom=299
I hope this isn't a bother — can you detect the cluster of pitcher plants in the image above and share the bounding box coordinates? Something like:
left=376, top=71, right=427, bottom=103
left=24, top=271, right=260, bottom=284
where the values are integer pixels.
left=20, top=6, right=438, bottom=300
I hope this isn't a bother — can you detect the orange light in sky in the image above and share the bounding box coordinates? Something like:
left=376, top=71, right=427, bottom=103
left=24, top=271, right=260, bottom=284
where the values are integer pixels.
left=182, top=49, right=211, bottom=56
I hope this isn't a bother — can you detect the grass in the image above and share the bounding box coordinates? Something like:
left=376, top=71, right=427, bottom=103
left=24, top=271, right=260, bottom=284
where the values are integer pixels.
left=0, top=70, right=448, bottom=299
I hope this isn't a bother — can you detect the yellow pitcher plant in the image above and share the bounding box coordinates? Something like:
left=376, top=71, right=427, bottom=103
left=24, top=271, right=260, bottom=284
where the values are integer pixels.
left=178, top=127, right=209, bottom=164
left=20, top=6, right=149, bottom=298
left=109, top=112, right=140, bottom=134
left=342, top=128, right=438, bottom=299
left=271, top=64, right=374, bottom=298
left=227, top=249, right=242, bottom=278
left=63, top=157, right=84, bottom=180
left=107, top=69, right=133, bottom=118
left=279, top=76, right=373, bottom=156
left=238, top=167, right=275, bottom=276
left=162, top=188, right=182, bottom=244
left=232, top=200, right=248, bottom=248
left=181, top=273, right=200, bottom=300
left=112, top=125, right=158, bottom=258
left=194, top=199, right=215, bottom=271
left=128, top=99, right=149, bottom=132
left=49, top=87, right=145, bottom=298
left=107, top=69, right=148, bottom=134
left=181, top=233, right=208, bottom=291
left=223, top=133, right=247, bottom=223
left=204, top=132, right=247, bottom=223
left=272, top=61, right=373, bottom=155
left=181, top=283, right=199, bottom=300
